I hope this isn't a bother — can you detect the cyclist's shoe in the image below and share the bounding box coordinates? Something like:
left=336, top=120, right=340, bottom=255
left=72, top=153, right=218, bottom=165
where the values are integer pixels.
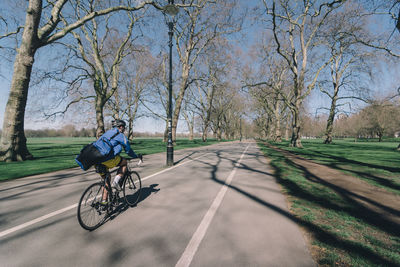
left=100, top=200, right=108, bottom=205
left=112, top=181, right=122, bottom=191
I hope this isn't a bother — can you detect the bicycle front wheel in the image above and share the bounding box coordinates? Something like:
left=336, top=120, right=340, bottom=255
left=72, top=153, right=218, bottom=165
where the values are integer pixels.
left=77, top=182, right=108, bottom=231
left=123, top=171, right=142, bottom=206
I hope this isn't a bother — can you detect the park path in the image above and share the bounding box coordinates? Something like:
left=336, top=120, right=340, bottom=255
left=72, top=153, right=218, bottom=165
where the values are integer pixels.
left=0, top=141, right=315, bottom=266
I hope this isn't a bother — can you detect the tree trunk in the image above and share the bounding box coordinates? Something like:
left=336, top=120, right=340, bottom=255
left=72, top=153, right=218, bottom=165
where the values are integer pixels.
left=128, top=119, right=133, bottom=140
left=127, top=106, right=133, bottom=140
left=378, top=133, right=383, bottom=142
left=274, top=124, right=282, bottom=142
left=189, top=127, right=194, bottom=141
left=324, top=66, right=342, bottom=144
left=0, top=0, right=42, bottom=161
left=171, top=98, right=182, bottom=143
left=202, top=124, right=208, bottom=142
left=285, top=121, right=290, bottom=141
left=95, top=96, right=106, bottom=139
left=274, top=101, right=282, bottom=142
left=217, top=121, right=222, bottom=141
left=290, top=80, right=303, bottom=147
left=171, top=64, right=190, bottom=144
left=290, top=108, right=302, bottom=148
left=202, top=84, right=215, bottom=143
left=324, top=97, right=337, bottom=144
left=265, top=117, right=271, bottom=139
left=171, top=124, right=177, bottom=145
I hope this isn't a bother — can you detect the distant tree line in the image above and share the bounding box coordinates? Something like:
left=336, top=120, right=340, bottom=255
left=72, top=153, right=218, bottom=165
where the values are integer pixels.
left=0, top=125, right=98, bottom=138
left=297, top=100, right=400, bottom=142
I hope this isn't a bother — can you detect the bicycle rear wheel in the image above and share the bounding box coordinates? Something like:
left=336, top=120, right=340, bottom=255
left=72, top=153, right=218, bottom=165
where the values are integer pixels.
left=77, top=182, right=108, bottom=230
left=123, top=171, right=142, bottom=206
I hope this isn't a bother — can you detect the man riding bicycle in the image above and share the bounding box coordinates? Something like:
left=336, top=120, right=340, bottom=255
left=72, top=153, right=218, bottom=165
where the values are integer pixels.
left=94, top=120, right=142, bottom=195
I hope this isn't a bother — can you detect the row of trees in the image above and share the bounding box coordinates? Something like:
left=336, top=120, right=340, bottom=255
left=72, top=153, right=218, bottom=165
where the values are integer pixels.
left=0, top=0, right=247, bottom=161
left=24, top=126, right=96, bottom=138
left=0, top=0, right=399, bottom=161
left=246, top=0, right=400, bottom=148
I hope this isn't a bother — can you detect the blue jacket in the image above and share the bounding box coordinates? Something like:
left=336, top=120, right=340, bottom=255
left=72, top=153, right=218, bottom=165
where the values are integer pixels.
left=93, top=128, right=138, bottom=161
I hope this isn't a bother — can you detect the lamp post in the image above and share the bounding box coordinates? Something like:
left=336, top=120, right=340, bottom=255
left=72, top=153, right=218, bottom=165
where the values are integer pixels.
left=164, top=0, right=179, bottom=166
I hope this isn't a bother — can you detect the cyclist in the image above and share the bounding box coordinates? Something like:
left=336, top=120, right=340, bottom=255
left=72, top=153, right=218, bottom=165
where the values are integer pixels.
left=94, top=120, right=142, bottom=202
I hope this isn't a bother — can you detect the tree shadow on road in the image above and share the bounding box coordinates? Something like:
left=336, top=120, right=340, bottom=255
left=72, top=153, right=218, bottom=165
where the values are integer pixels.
left=259, top=145, right=400, bottom=266
left=196, top=144, right=399, bottom=266
left=174, top=151, right=199, bottom=165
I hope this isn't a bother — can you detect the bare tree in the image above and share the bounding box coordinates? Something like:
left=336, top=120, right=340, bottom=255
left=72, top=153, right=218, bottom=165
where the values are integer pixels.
left=69, top=9, right=145, bottom=138
left=0, top=0, right=163, bottom=161
left=190, top=37, right=232, bottom=142
left=316, top=4, right=374, bottom=144
left=170, top=0, right=242, bottom=142
left=139, top=54, right=171, bottom=141
left=342, top=0, right=400, bottom=148
left=360, top=100, right=399, bottom=141
left=262, top=0, right=345, bottom=147
left=107, top=48, right=155, bottom=140
left=244, top=40, right=290, bottom=142
left=209, top=82, right=244, bottom=140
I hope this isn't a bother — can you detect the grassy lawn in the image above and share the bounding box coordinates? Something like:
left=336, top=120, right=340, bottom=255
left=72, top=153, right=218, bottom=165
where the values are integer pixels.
left=0, top=137, right=228, bottom=181
left=257, top=139, right=400, bottom=266
left=268, top=139, right=400, bottom=195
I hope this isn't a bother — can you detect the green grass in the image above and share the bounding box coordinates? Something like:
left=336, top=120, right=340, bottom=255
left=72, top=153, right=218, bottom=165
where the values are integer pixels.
left=269, top=139, right=400, bottom=195
left=257, top=139, right=400, bottom=266
left=0, top=137, right=229, bottom=181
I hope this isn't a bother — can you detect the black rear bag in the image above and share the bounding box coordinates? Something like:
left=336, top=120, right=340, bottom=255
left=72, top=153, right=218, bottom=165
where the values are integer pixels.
left=75, top=143, right=109, bottom=171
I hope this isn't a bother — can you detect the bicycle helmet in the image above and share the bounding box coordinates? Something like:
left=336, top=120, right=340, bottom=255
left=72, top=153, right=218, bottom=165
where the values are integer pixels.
left=112, top=119, right=126, bottom=128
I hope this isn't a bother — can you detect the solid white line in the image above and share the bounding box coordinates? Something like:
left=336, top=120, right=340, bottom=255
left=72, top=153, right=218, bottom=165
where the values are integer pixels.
left=0, top=203, right=78, bottom=238
left=0, top=153, right=208, bottom=239
left=175, top=144, right=250, bottom=267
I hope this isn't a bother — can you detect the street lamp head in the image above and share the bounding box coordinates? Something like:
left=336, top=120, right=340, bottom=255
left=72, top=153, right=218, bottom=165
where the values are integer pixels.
left=164, top=3, right=179, bottom=18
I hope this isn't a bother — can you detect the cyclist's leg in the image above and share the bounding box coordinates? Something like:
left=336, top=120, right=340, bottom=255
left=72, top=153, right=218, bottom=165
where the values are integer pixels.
left=117, top=157, right=128, bottom=176
left=95, top=164, right=109, bottom=202
left=102, top=156, right=123, bottom=188
left=101, top=175, right=110, bottom=203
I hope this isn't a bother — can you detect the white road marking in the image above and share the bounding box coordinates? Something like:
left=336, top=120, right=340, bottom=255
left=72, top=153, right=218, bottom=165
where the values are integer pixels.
left=175, top=144, right=250, bottom=267
left=0, top=203, right=79, bottom=238
left=0, top=153, right=208, bottom=239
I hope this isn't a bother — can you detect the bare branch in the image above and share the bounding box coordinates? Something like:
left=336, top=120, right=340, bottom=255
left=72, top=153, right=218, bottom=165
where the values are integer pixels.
left=40, top=1, right=154, bottom=46
left=44, top=96, right=95, bottom=119
left=0, top=26, right=24, bottom=41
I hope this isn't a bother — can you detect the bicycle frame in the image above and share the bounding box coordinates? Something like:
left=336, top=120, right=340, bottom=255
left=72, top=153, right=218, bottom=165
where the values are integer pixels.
left=101, top=171, right=120, bottom=208
left=77, top=159, right=142, bottom=230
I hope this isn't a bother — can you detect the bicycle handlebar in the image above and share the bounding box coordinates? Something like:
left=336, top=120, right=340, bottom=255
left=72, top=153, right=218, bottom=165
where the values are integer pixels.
left=126, top=154, right=143, bottom=166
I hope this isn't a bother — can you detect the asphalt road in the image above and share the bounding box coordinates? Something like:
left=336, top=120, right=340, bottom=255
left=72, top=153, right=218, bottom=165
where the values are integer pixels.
left=0, top=141, right=315, bottom=267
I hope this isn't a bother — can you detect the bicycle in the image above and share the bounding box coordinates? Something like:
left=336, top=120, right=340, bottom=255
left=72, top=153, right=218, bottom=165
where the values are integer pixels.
left=77, top=158, right=142, bottom=231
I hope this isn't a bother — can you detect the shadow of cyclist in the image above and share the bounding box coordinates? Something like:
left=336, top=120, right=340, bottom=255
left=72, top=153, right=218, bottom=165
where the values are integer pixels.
left=137, top=184, right=160, bottom=204
left=107, top=184, right=160, bottom=220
